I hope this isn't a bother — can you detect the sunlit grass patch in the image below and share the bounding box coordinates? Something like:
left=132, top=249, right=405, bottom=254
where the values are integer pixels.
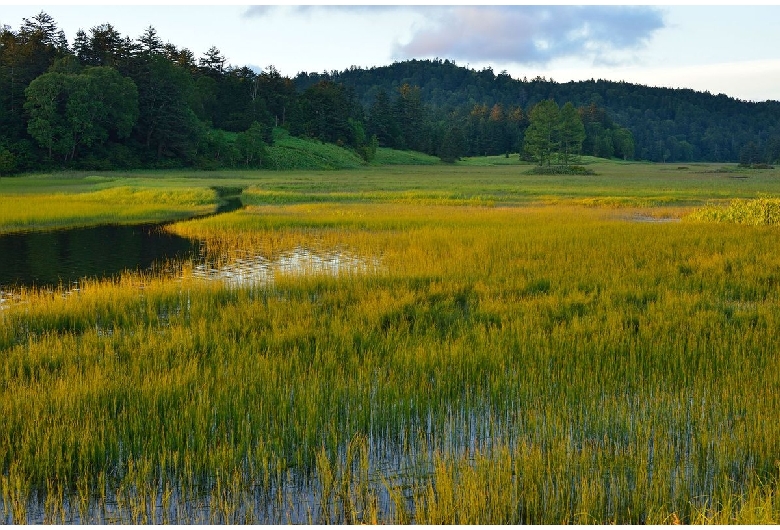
left=371, top=147, right=441, bottom=165
left=687, top=196, right=780, bottom=225
left=0, top=186, right=217, bottom=233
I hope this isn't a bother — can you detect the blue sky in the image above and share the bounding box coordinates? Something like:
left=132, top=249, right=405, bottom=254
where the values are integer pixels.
left=2, top=4, right=780, bottom=102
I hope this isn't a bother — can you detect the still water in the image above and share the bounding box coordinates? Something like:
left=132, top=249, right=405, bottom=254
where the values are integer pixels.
left=0, top=191, right=246, bottom=290
left=0, top=223, right=200, bottom=290
left=0, top=196, right=376, bottom=292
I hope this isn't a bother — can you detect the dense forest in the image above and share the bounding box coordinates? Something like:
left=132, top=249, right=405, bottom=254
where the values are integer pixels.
left=2, top=12, right=780, bottom=174
left=299, top=60, right=780, bottom=165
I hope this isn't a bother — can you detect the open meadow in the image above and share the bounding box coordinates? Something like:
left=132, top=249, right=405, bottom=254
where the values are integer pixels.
left=3, top=159, right=780, bottom=523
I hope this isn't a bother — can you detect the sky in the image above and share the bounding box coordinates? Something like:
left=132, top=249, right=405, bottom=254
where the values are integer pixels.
left=2, top=3, right=780, bottom=102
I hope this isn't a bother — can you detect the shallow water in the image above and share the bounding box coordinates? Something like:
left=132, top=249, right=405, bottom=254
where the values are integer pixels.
left=2, top=406, right=500, bottom=524
left=191, top=247, right=380, bottom=287
left=629, top=214, right=681, bottom=223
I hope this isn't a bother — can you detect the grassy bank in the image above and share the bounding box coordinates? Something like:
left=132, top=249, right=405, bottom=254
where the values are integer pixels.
left=0, top=186, right=217, bottom=234
left=3, top=159, right=779, bottom=233
left=3, top=161, right=780, bottom=522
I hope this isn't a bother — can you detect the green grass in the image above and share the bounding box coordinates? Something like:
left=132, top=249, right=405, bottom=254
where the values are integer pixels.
left=263, top=128, right=366, bottom=170
left=4, top=159, right=780, bottom=522
left=371, top=147, right=442, bottom=165
left=234, top=161, right=780, bottom=209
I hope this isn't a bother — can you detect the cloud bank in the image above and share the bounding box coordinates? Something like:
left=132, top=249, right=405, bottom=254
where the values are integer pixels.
left=243, top=5, right=398, bottom=18
left=395, top=6, right=665, bottom=66
left=243, top=5, right=665, bottom=68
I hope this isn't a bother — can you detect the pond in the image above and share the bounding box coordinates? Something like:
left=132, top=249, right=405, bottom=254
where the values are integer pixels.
left=0, top=223, right=201, bottom=290
left=0, top=189, right=243, bottom=291
left=0, top=193, right=377, bottom=292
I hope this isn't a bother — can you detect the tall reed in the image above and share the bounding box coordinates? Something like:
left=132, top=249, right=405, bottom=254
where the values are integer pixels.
left=3, top=198, right=780, bottom=522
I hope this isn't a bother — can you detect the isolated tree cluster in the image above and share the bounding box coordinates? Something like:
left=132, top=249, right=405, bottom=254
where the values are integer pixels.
left=523, top=100, right=583, bottom=166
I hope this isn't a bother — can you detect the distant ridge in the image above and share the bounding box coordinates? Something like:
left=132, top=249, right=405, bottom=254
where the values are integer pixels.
left=294, top=59, right=780, bottom=163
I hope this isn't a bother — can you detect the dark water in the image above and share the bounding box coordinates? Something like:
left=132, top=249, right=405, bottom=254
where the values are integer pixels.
left=0, top=189, right=244, bottom=290
left=0, top=223, right=201, bottom=289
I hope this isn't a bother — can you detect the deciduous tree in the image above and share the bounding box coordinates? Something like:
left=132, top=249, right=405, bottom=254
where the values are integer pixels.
left=235, top=121, right=266, bottom=167
left=24, top=66, right=138, bottom=161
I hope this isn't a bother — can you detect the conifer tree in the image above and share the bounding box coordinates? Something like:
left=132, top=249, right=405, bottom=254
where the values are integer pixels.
left=524, top=99, right=560, bottom=166
left=558, top=102, right=585, bottom=166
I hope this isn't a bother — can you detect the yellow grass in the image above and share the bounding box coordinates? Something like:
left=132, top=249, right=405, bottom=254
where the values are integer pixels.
left=4, top=163, right=780, bottom=522
left=0, top=187, right=216, bottom=233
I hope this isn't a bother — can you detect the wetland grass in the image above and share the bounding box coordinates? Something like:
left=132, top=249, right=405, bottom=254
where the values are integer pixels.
left=0, top=187, right=217, bottom=234
left=4, top=162, right=780, bottom=522
left=687, top=195, right=780, bottom=225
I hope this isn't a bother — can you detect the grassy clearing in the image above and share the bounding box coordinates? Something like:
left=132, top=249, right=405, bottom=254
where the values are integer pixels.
left=371, top=147, right=442, bottom=165
left=4, top=159, right=778, bottom=223
left=3, top=160, right=780, bottom=522
left=264, top=129, right=366, bottom=170
left=234, top=161, right=780, bottom=209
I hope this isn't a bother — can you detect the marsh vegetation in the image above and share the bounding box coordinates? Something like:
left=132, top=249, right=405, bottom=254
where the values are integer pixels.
left=3, top=161, right=780, bottom=523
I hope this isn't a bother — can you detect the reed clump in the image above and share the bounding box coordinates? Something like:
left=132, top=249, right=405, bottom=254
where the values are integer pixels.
left=688, top=196, right=780, bottom=225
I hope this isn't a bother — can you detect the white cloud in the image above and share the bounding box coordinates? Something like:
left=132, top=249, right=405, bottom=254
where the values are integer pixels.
left=394, top=6, right=666, bottom=67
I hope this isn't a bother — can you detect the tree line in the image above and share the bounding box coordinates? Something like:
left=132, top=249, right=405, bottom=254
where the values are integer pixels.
left=2, top=13, right=778, bottom=175
left=303, top=59, right=780, bottom=165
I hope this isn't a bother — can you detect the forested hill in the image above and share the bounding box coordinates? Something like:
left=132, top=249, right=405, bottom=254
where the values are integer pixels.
left=3, top=12, right=780, bottom=174
left=296, top=59, right=780, bottom=164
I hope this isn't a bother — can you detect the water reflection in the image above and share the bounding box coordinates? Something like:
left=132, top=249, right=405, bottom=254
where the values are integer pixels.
left=0, top=224, right=200, bottom=290
left=0, top=188, right=244, bottom=291
left=191, top=247, right=379, bottom=287
left=0, top=225, right=379, bottom=296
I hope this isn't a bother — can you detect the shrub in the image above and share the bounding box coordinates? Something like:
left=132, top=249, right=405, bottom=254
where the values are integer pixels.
left=524, top=165, right=596, bottom=176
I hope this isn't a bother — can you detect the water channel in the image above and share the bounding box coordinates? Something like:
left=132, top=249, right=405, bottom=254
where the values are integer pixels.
left=0, top=191, right=374, bottom=293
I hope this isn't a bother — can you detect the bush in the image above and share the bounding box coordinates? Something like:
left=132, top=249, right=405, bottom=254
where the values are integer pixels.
left=524, top=165, right=596, bottom=176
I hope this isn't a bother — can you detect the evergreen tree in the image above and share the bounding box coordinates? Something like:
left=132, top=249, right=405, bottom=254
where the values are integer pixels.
left=367, top=89, right=400, bottom=148
left=0, top=142, right=14, bottom=176
left=137, top=26, right=163, bottom=59
left=132, top=55, right=200, bottom=161
left=292, top=80, right=358, bottom=146
left=439, top=124, right=467, bottom=163
left=255, top=65, right=295, bottom=129
left=19, top=12, right=68, bottom=53
left=739, top=141, right=761, bottom=167
left=81, top=23, right=124, bottom=67
left=395, top=83, right=425, bottom=151
left=765, top=137, right=780, bottom=165
left=199, top=46, right=225, bottom=78
left=558, top=102, right=585, bottom=166
left=524, top=99, right=560, bottom=166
